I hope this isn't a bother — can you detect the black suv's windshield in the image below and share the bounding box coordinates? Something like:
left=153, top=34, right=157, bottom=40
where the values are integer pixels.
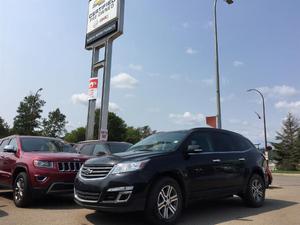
left=127, top=131, right=188, bottom=152
left=21, top=137, right=76, bottom=153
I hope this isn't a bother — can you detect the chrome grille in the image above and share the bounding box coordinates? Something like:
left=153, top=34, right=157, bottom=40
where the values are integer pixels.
left=80, top=165, right=114, bottom=179
left=75, top=189, right=100, bottom=203
left=58, top=162, right=82, bottom=172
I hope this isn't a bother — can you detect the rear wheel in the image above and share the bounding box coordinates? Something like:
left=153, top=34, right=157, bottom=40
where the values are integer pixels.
left=242, top=174, right=265, bottom=207
left=145, top=177, right=183, bottom=225
left=13, top=172, right=32, bottom=207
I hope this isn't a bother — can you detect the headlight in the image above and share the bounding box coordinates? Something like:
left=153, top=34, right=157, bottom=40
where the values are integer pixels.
left=111, top=160, right=149, bottom=174
left=33, top=160, right=54, bottom=168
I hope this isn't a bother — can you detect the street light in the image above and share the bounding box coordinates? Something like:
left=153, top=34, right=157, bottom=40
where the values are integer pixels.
left=34, top=88, right=43, bottom=97
left=213, top=0, right=234, bottom=129
left=247, top=88, right=268, bottom=160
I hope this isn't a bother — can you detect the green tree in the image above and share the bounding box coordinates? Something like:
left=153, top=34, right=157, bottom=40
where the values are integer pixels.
left=42, top=108, right=67, bottom=138
left=0, top=116, right=10, bottom=138
left=273, top=113, right=300, bottom=170
left=94, top=109, right=127, bottom=141
left=13, top=91, right=45, bottom=135
left=125, top=126, right=142, bottom=144
left=64, top=127, right=86, bottom=143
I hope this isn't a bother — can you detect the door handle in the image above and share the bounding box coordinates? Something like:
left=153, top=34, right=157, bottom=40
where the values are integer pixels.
left=212, top=159, right=221, bottom=163
left=238, top=158, right=246, bottom=161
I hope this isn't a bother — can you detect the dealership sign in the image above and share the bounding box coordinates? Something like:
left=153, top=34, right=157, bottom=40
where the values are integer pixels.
left=88, top=77, right=99, bottom=100
left=85, top=0, right=124, bottom=49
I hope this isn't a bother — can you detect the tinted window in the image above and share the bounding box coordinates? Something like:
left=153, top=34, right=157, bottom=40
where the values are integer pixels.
left=0, top=139, right=9, bottom=151
left=93, top=144, right=109, bottom=156
left=9, top=138, right=18, bottom=151
left=20, top=138, right=76, bottom=153
left=128, top=131, right=188, bottom=153
left=231, top=134, right=252, bottom=151
left=210, top=132, right=234, bottom=152
left=186, top=132, right=212, bottom=152
left=80, top=144, right=95, bottom=156
left=109, top=143, right=132, bottom=154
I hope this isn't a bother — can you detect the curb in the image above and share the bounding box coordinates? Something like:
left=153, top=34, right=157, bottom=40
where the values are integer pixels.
left=272, top=173, right=300, bottom=176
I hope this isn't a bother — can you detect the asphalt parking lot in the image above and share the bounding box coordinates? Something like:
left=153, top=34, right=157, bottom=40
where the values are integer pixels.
left=1, top=174, right=300, bottom=225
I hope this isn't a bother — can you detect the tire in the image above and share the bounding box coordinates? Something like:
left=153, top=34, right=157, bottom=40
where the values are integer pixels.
left=145, top=177, right=183, bottom=225
left=242, top=174, right=265, bottom=207
left=13, top=172, right=32, bottom=207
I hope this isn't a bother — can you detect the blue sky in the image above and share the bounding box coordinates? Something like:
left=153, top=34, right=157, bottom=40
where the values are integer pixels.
left=1, top=0, right=300, bottom=145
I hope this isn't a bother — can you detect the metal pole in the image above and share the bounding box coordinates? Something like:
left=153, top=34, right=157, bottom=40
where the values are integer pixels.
left=247, top=89, right=268, bottom=161
left=99, top=39, right=113, bottom=141
left=214, top=0, right=222, bottom=129
left=86, top=47, right=99, bottom=140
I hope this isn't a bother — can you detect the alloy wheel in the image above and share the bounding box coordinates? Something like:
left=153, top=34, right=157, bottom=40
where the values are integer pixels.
left=157, top=185, right=178, bottom=220
left=251, top=178, right=263, bottom=202
left=14, top=177, right=25, bottom=201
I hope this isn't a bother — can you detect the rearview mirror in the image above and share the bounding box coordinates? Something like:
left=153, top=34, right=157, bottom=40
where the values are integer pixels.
left=187, top=145, right=203, bottom=154
left=3, top=145, right=17, bottom=153
left=95, top=151, right=107, bottom=157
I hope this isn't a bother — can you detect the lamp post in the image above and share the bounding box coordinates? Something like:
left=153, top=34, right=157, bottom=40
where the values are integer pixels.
left=247, top=88, right=268, bottom=160
left=213, top=0, right=234, bottom=129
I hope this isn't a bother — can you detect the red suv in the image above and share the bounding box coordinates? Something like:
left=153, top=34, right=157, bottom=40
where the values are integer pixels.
left=0, top=135, right=89, bottom=207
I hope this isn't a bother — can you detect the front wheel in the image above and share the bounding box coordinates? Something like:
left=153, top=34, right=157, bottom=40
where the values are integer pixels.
left=145, top=177, right=183, bottom=225
left=242, top=174, right=265, bottom=207
left=13, top=172, right=32, bottom=207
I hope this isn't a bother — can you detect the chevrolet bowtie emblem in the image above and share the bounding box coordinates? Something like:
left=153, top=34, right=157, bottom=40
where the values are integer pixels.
left=93, top=0, right=105, bottom=7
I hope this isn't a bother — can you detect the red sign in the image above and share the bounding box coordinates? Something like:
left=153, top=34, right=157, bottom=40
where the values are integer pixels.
left=88, top=77, right=99, bottom=100
left=206, top=116, right=217, bottom=128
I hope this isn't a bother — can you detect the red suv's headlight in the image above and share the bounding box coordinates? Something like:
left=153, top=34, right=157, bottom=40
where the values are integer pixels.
left=33, top=160, right=54, bottom=169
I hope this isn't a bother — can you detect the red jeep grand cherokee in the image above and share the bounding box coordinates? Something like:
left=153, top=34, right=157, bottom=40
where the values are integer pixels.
left=0, top=135, right=89, bottom=207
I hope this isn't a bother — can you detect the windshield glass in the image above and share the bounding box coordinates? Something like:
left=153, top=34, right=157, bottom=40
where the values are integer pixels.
left=20, top=137, right=76, bottom=153
left=127, top=131, right=188, bottom=152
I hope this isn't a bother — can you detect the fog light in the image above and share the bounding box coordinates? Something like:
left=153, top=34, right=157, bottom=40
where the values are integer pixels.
left=36, top=175, right=47, bottom=182
left=107, top=186, right=133, bottom=192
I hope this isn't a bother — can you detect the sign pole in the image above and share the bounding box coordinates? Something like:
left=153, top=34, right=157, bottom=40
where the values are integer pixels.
left=99, top=39, right=113, bottom=141
left=86, top=47, right=99, bottom=140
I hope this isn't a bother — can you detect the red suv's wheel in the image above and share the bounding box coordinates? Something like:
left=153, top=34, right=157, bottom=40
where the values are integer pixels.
left=13, top=172, right=32, bottom=207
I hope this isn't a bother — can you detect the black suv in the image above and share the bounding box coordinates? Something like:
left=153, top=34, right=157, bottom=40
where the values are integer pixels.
left=74, top=128, right=268, bottom=225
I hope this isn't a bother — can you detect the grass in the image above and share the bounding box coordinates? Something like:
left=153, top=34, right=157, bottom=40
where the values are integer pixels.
left=272, top=170, right=300, bottom=174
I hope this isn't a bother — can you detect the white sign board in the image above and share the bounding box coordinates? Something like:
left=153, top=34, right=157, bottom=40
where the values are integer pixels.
left=87, top=0, right=118, bottom=34
left=85, top=0, right=124, bottom=49
left=88, top=77, right=99, bottom=100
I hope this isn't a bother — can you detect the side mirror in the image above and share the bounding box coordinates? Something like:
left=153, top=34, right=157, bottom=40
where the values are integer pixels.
left=187, top=145, right=203, bottom=154
left=3, top=145, right=17, bottom=153
left=266, top=146, right=273, bottom=151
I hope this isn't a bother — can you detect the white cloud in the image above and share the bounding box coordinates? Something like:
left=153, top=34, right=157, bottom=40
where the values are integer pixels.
left=169, top=112, right=205, bottom=125
left=182, top=22, right=190, bottom=29
left=233, top=60, right=244, bottom=67
left=185, top=47, right=198, bottom=55
left=201, top=78, right=214, bottom=86
left=170, top=74, right=182, bottom=80
left=203, top=20, right=213, bottom=29
left=71, top=93, right=89, bottom=105
left=129, top=64, right=143, bottom=71
left=275, top=101, right=300, bottom=114
left=111, top=73, right=138, bottom=89
left=258, top=85, right=298, bottom=98
left=147, top=107, right=161, bottom=113
left=210, top=93, right=235, bottom=103
left=71, top=93, right=120, bottom=113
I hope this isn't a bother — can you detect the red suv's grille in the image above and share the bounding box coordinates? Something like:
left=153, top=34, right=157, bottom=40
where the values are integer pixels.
left=58, top=162, right=83, bottom=172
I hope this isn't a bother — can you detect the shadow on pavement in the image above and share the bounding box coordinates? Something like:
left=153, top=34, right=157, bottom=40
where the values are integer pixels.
left=85, top=197, right=298, bottom=225
left=0, top=205, right=8, bottom=218
left=0, top=191, right=80, bottom=210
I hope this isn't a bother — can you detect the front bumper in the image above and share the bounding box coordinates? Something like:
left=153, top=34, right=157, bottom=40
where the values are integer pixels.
left=74, top=172, right=149, bottom=212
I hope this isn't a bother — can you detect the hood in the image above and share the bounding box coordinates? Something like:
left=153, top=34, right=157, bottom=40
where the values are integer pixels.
left=22, top=152, right=90, bottom=162
left=84, top=150, right=167, bottom=166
